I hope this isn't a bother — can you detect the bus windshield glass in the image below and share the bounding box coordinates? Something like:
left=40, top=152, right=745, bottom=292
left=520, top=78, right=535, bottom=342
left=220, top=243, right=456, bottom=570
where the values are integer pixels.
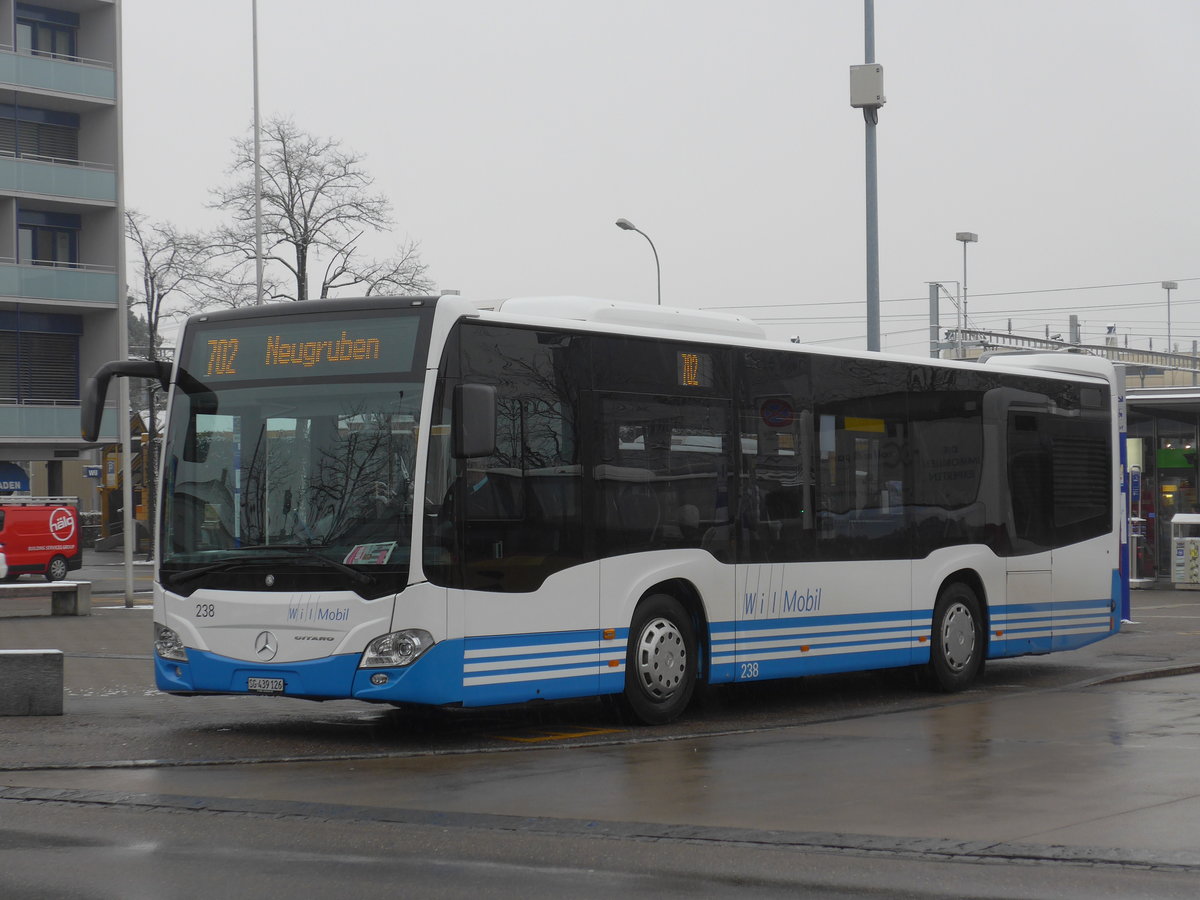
left=159, top=308, right=428, bottom=594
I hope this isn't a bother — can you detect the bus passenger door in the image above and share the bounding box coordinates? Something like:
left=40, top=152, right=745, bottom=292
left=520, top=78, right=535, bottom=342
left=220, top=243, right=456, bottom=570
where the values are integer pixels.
left=455, top=395, right=596, bottom=706
left=440, top=322, right=598, bottom=707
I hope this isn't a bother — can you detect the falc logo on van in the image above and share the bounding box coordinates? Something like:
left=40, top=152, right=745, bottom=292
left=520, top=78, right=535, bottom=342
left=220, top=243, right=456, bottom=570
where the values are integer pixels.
left=49, top=508, right=76, bottom=542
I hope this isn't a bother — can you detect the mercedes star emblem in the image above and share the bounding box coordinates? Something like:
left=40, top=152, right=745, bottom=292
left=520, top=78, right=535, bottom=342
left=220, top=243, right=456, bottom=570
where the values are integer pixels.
left=254, top=631, right=278, bottom=661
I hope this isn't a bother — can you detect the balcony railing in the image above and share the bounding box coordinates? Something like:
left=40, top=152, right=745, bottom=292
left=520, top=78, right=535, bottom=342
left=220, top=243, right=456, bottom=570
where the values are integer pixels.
left=0, top=150, right=116, bottom=202
left=0, top=402, right=116, bottom=441
left=0, top=44, right=115, bottom=101
left=0, top=397, right=81, bottom=406
left=0, top=256, right=118, bottom=303
left=0, top=149, right=113, bottom=170
left=0, top=41, right=114, bottom=70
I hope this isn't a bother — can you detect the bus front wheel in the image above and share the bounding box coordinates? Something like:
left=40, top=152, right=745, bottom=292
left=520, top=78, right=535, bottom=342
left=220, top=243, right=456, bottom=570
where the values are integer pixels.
left=926, top=582, right=984, bottom=692
left=622, top=594, right=697, bottom=725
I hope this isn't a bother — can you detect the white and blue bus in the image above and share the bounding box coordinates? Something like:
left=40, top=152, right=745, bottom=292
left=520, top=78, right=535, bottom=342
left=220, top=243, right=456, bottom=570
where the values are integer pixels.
left=83, top=295, right=1124, bottom=724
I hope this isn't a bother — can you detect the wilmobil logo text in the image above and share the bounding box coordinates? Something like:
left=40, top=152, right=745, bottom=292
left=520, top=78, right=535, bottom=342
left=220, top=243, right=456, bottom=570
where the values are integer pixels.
left=743, top=587, right=823, bottom=618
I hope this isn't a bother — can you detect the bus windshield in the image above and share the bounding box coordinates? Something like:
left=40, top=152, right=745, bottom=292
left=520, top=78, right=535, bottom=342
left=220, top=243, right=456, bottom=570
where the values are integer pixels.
left=158, top=306, right=431, bottom=596
left=161, top=379, right=423, bottom=592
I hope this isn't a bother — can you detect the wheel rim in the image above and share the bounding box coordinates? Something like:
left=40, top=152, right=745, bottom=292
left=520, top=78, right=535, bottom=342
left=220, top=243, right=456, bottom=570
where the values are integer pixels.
left=635, top=616, right=688, bottom=700
left=49, top=559, right=67, bottom=580
left=940, top=601, right=975, bottom=672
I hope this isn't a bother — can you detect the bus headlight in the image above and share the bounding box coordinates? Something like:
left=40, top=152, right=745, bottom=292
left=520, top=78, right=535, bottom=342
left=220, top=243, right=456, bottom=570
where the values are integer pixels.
left=154, top=623, right=188, bottom=662
left=361, top=629, right=434, bottom=668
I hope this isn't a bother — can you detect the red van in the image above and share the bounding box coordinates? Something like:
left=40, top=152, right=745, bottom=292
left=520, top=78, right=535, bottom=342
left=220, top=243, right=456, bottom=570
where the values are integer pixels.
left=0, top=500, right=82, bottom=582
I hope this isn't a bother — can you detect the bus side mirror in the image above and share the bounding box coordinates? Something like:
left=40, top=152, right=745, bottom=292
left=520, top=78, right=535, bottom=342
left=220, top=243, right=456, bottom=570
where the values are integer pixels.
left=452, top=383, right=497, bottom=458
left=81, top=359, right=172, bottom=442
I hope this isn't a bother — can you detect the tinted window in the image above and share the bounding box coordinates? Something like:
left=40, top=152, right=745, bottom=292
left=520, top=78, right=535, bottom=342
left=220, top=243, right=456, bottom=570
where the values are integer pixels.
left=739, top=349, right=815, bottom=562
left=1008, top=411, right=1055, bottom=553
left=423, top=323, right=586, bottom=591
left=907, top=367, right=1002, bottom=555
left=811, top=356, right=911, bottom=560
left=595, top=393, right=734, bottom=561
left=1004, top=383, right=1112, bottom=553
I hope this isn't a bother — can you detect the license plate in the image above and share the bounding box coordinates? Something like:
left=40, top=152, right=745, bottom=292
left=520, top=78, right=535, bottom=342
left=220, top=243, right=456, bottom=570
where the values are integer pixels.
left=247, top=677, right=285, bottom=693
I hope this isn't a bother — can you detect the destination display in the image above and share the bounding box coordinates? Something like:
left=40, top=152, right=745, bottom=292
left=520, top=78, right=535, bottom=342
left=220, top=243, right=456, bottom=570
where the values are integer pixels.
left=182, top=313, right=422, bottom=382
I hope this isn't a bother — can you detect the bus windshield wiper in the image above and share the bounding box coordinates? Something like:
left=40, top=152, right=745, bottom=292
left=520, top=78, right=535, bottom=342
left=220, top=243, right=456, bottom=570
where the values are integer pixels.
left=226, top=544, right=376, bottom=585
left=167, top=546, right=374, bottom=586
left=165, top=553, right=298, bottom=586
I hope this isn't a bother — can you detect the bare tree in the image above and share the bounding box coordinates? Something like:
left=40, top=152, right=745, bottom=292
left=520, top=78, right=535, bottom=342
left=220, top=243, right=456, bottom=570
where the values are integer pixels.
left=212, top=116, right=433, bottom=302
left=125, top=209, right=218, bottom=556
left=125, top=209, right=215, bottom=360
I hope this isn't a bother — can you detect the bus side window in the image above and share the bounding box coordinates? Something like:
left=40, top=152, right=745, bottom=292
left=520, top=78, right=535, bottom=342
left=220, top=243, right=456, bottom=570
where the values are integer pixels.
left=426, top=322, right=586, bottom=592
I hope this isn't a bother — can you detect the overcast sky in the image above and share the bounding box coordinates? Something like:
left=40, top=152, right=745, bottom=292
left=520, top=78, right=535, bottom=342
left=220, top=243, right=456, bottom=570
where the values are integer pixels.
left=121, top=0, right=1198, bottom=355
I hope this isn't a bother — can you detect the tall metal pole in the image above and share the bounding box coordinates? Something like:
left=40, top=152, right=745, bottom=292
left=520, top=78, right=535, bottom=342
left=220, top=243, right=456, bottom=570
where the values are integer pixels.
left=955, top=232, right=978, bottom=357
left=113, top=0, right=134, bottom=604
left=863, top=0, right=880, bottom=352
left=961, top=239, right=968, bottom=327
left=253, top=0, right=265, bottom=305
left=1163, top=281, right=1178, bottom=354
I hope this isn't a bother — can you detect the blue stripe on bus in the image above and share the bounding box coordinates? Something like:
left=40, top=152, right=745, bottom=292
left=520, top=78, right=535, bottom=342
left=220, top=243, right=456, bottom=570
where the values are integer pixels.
left=465, top=628, right=616, bottom=650
left=467, top=649, right=604, bottom=665
left=456, top=628, right=629, bottom=706
left=992, top=601, right=1054, bottom=616
left=994, top=597, right=1111, bottom=617
left=741, top=634, right=916, bottom=652
left=751, top=647, right=915, bottom=680
left=733, top=625, right=914, bottom=645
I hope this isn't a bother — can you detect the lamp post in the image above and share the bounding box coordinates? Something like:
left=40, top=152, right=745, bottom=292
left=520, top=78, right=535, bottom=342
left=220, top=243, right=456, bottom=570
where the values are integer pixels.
left=956, top=232, right=978, bottom=346
left=1163, top=281, right=1178, bottom=354
left=615, top=218, right=660, bottom=305
left=252, top=0, right=264, bottom=305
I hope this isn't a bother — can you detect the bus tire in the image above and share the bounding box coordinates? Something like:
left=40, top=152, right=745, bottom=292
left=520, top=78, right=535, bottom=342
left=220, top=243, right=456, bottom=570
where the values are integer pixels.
left=926, top=582, right=984, bottom=692
left=46, top=555, right=69, bottom=582
left=622, top=594, right=697, bottom=725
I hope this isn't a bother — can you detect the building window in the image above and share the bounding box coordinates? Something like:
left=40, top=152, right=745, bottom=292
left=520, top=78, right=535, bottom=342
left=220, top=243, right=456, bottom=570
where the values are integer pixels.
left=0, top=311, right=81, bottom=403
left=0, top=108, right=80, bottom=162
left=19, top=224, right=76, bottom=265
left=17, top=210, right=81, bottom=266
left=15, top=3, right=79, bottom=60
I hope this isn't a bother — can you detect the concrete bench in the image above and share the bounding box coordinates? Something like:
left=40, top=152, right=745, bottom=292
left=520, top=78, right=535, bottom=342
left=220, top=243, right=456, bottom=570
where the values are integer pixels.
left=0, top=650, right=64, bottom=716
left=0, top=581, right=91, bottom=616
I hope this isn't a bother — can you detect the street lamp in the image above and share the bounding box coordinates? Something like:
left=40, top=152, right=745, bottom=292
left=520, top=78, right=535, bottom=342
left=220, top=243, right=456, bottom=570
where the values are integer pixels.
left=615, top=218, right=661, bottom=305
left=1163, top=281, right=1178, bottom=353
left=956, top=232, right=978, bottom=340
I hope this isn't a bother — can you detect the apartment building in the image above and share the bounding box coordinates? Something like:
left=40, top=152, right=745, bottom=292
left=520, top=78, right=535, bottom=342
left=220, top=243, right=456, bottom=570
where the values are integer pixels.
left=0, top=0, right=122, bottom=506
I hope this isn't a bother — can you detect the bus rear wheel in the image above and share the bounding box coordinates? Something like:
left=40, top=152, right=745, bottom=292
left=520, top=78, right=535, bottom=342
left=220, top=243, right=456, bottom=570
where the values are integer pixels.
left=622, top=594, right=697, bottom=725
left=926, top=582, right=984, bottom=692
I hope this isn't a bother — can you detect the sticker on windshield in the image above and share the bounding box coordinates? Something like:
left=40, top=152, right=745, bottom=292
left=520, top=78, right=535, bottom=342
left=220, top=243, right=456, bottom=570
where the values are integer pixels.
left=343, top=542, right=397, bottom=565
